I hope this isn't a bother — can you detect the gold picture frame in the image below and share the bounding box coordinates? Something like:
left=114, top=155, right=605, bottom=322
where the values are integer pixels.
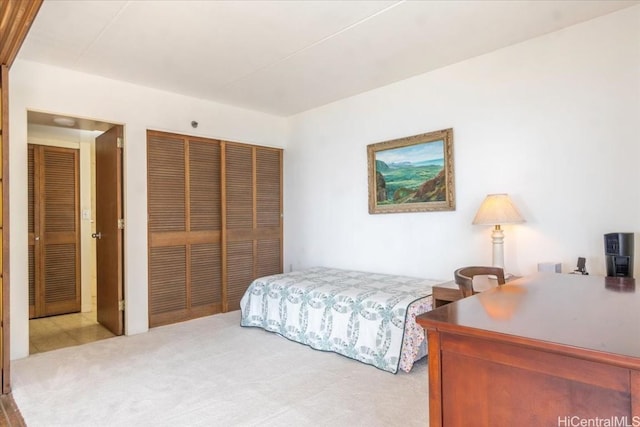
left=367, top=128, right=455, bottom=214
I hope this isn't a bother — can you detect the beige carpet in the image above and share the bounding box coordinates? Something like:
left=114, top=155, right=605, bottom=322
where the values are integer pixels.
left=12, top=311, right=429, bottom=426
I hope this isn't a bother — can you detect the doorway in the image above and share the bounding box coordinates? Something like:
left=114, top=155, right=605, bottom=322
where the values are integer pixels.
left=26, top=111, right=124, bottom=354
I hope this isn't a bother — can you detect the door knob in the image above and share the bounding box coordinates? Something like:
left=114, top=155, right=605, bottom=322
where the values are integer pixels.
left=35, top=236, right=40, bottom=241
left=91, top=232, right=102, bottom=239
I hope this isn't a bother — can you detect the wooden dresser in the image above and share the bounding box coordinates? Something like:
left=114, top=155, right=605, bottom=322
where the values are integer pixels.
left=416, top=273, right=640, bottom=426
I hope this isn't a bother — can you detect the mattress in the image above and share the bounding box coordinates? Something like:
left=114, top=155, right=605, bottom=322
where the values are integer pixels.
left=240, top=267, right=443, bottom=373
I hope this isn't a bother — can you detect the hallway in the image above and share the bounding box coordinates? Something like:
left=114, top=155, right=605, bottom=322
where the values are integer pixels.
left=29, top=308, right=115, bottom=355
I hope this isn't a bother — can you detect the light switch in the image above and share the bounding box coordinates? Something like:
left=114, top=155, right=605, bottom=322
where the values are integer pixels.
left=82, top=209, right=91, bottom=220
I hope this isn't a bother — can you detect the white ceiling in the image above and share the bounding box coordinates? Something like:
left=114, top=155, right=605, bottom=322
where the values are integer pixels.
left=18, top=0, right=638, bottom=117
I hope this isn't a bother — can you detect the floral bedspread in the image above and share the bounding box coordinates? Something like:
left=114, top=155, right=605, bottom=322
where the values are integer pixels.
left=240, top=267, right=441, bottom=373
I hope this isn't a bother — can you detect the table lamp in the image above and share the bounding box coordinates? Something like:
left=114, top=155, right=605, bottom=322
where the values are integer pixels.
left=472, top=194, right=525, bottom=273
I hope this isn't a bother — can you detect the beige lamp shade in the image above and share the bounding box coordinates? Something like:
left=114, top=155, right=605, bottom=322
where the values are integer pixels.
left=472, top=194, right=525, bottom=226
left=473, top=193, right=525, bottom=272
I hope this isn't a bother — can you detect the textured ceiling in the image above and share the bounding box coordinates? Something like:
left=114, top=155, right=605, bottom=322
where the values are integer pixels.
left=17, top=0, right=639, bottom=117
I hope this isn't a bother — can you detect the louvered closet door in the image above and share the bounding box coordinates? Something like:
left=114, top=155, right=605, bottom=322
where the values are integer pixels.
left=28, top=144, right=81, bottom=318
left=28, top=146, right=36, bottom=318
left=224, top=143, right=282, bottom=311
left=147, top=131, right=222, bottom=327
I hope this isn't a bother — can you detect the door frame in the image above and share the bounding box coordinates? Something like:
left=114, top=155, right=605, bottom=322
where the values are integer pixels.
left=1, top=64, right=11, bottom=395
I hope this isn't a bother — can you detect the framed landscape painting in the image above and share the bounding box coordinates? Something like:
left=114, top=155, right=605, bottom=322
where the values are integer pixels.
left=367, top=128, right=455, bottom=214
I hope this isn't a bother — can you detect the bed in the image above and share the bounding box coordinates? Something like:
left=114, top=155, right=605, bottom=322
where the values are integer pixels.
left=239, top=267, right=444, bottom=373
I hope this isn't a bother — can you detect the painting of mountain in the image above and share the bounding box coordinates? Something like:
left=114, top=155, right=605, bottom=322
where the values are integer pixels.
left=374, top=140, right=446, bottom=204
left=367, top=128, right=454, bottom=214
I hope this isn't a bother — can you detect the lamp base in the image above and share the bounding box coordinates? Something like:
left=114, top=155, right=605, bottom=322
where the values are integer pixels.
left=491, top=225, right=505, bottom=271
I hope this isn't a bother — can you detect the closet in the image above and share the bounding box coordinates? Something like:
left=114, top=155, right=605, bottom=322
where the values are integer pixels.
left=147, top=131, right=282, bottom=327
left=27, top=144, right=81, bottom=318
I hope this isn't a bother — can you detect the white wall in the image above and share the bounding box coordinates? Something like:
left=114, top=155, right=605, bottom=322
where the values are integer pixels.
left=285, top=7, right=640, bottom=281
left=10, top=62, right=288, bottom=359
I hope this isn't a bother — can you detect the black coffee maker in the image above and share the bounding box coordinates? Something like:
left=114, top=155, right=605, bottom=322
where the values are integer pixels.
left=604, top=233, right=634, bottom=278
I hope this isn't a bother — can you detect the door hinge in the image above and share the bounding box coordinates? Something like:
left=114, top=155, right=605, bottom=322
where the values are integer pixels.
left=119, top=300, right=125, bottom=311
left=117, top=137, right=123, bottom=148
left=118, top=218, right=125, bottom=229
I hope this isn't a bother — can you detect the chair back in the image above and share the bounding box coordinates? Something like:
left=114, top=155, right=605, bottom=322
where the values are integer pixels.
left=454, top=266, right=506, bottom=298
